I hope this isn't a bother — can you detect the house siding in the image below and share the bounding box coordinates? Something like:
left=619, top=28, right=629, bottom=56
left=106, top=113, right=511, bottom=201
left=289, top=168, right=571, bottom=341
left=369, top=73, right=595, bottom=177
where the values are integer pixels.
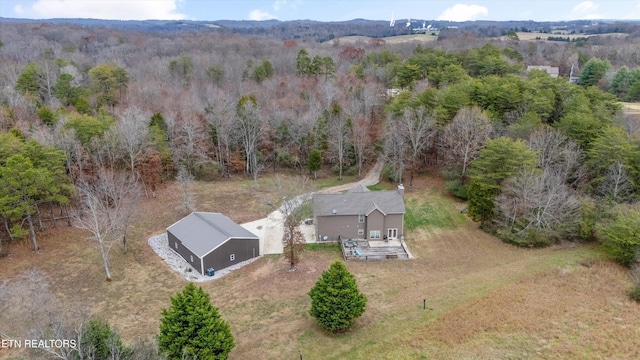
left=316, top=215, right=365, bottom=241
left=384, top=214, right=404, bottom=238
left=167, top=231, right=203, bottom=275
left=366, top=209, right=384, bottom=239
left=202, top=238, right=259, bottom=274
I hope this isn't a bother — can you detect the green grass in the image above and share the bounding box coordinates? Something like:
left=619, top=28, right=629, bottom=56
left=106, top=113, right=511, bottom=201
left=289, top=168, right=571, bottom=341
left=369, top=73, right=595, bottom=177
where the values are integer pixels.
left=297, top=200, right=314, bottom=220
left=304, top=242, right=341, bottom=252
left=404, top=196, right=467, bottom=230
left=313, top=175, right=359, bottom=189
left=367, top=182, right=397, bottom=191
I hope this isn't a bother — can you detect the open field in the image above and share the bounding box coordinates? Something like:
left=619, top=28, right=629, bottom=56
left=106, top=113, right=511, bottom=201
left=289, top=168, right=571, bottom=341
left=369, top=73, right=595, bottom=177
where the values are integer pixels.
left=1, top=173, right=639, bottom=359
left=622, top=102, right=640, bottom=115
left=514, top=31, right=628, bottom=41
left=332, top=33, right=439, bottom=45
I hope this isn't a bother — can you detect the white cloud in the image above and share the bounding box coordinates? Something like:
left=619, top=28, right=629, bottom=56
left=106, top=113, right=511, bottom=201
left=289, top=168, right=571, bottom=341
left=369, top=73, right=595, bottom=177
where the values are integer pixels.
left=273, top=0, right=286, bottom=11
left=570, top=1, right=603, bottom=19
left=30, top=0, right=187, bottom=20
left=249, top=9, right=276, bottom=20
left=437, top=4, right=488, bottom=22
left=13, top=4, right=25, bottom=15
left=573, top=1, right=598, bottom=13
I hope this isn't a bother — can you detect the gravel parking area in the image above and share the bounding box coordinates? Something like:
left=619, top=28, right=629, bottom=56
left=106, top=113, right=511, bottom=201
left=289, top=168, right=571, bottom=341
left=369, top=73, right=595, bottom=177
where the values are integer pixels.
left=148, top=233, right=261, bottom=282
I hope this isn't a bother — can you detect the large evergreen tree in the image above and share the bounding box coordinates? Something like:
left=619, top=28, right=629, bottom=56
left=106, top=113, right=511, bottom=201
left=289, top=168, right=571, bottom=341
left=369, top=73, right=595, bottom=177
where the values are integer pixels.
left=158, top=283, right=234, bottom=360
left=0, top=135, right=73, bottom=251
left=579, top=57, right=610, bottom=87
left=467, top=137, right=538, bottom=224
left=309, top=261, right=367, bottom=332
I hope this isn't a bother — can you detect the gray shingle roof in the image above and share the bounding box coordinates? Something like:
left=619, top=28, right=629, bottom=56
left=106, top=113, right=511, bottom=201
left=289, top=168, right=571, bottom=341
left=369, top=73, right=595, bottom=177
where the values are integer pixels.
left=314, top=188, right=405, bottom=217
left=167, top=212, right=258, bottom=257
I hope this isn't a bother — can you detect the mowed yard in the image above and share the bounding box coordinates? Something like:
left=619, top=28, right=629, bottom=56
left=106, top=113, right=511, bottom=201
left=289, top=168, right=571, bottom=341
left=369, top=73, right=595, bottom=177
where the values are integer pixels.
left=1, top=173, right=639, bottom=359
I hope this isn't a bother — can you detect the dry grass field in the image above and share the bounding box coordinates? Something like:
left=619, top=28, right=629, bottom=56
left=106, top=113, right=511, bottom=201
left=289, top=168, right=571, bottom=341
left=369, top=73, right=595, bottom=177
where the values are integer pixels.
left=331, top=33, right=439, bottom=45
left=514, top=31, right=628, bottom=41
left=622, top=102, right=640, bottom=115
left=1, top=173, right=639, bottom=359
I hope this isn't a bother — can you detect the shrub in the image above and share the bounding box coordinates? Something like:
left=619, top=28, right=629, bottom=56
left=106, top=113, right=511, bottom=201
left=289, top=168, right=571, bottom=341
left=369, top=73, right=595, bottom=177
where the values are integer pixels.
left=444, top=179, right=468, bottom=200
left=497, top=229, right=554, bottom=248
left=37, top=106, right=56, bottom=125
left=629, top=285, right=640, bottom=303
left=598, top=209, right=640, bottom=267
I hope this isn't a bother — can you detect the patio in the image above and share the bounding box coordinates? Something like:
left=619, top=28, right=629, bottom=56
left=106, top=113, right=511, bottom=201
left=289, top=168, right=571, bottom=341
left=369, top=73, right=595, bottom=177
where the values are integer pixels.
left=340, top=238, right=410, bottom=261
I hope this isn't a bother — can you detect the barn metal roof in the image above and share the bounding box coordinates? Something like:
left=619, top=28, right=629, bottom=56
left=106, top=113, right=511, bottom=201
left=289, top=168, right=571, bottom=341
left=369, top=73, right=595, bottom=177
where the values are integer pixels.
left=167, top=212, right=258, bottom=258
left=314, top=186, right=405, bottom=217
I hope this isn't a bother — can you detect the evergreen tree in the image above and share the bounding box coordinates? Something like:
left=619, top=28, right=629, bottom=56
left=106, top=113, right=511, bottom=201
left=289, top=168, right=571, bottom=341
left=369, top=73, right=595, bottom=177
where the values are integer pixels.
left=89, top=63, right=129, bottom=107
left=467, top=137, right=538, bottom=224
left=0, top=136, right=73, bottom=251
left=307, top=149, right=322, bottom=179
left=610, top=66, right=631, bottom=100
left=158, top=283, right=234, bottom=360
left=296, top=48, right=312, bottom=76
left=309, top=261, right=367, bottom=332
left=579, top=57, right=610, bottom=87
left=75, top=319, right=132, bottom=360
left=15, top=62, right=46, bottom=103
left=598, top=209, right=640, bottom=267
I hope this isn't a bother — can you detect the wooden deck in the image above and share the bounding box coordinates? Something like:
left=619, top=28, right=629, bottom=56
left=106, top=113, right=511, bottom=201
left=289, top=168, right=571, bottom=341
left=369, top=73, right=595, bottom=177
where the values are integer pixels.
left=341, top=239, right=409, bottom=261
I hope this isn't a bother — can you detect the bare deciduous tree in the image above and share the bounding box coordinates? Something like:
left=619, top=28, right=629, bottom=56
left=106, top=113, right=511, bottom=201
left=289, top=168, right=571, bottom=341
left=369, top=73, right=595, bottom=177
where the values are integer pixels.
left=598, top=161, right=634, bottom=202
left=273, top=175, right=312, bottom=271
left=441, top=106, right=493, bottom=179
left=382, top=122, right=408, bottom=183
left=328, top=106, right=349, bottom=180
left=236, top=100, right=264, bottom=181
left=495, top=169, right=581, bottom=237
left=397, top=107, right=435, bottom=186
left=175, top=166, right=195, bottom=216
left=528, top=127, right=585, bottom=187
left=350, top=116, right=371, bottom=177
left=204, top=89, right=235, bottom=177
left=173, top=112, right=209, bottom=176
left=116, top=106, right=150, bottom=178
left=75, top=170, right=139, bottom=281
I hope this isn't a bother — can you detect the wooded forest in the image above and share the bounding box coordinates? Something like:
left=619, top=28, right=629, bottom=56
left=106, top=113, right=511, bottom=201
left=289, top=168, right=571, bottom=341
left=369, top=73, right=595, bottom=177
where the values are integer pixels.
left=1, top=18, right=640, bottom=358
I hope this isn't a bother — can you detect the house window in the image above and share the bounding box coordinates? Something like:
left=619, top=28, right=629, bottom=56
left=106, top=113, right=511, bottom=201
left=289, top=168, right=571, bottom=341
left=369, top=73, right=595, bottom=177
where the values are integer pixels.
left=370, top=230, right=381, bottom=239
left=174, top=242, right=178, bottom=250
left=358, top=229, right=364, bottom=236
left=190, top=255, right=193, bottom=262
left=358, top=214, right=365, bottom=223
left=230, top=254, right=235, bottom=261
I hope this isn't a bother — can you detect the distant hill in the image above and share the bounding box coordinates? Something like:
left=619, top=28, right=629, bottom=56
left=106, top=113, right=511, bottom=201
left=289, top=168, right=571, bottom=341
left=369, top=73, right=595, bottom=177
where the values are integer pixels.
left=1, top=17, right=639, bottom=41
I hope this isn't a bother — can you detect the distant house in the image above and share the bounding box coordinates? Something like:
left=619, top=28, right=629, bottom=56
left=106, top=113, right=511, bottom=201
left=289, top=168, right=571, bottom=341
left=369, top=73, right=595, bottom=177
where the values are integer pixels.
left=527, top=65, right=560, bottom=78
left=167, top=212, right=259, bottom=275
left=313, top=184, right=405, bottom=242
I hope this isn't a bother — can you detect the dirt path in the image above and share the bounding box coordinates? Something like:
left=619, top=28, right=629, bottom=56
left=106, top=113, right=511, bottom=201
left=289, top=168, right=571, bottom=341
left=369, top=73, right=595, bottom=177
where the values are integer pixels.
left=241, top=159, right=385, bottom=254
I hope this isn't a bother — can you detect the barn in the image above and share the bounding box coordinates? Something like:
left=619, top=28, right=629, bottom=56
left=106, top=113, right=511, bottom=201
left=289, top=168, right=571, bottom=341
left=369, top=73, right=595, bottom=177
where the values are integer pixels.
left=167, top=212, right=260, bottom=275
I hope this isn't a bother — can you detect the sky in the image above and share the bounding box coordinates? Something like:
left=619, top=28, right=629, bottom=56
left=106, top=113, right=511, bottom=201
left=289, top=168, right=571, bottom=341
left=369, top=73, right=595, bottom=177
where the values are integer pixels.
left=1, top=0, right=640, bottom=22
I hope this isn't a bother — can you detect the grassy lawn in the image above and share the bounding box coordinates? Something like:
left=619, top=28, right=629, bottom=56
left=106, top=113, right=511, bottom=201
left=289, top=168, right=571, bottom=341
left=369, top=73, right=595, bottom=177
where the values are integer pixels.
left=1, top=173, right=639, bottom=359
left=313, top=174, right=359, bottom=189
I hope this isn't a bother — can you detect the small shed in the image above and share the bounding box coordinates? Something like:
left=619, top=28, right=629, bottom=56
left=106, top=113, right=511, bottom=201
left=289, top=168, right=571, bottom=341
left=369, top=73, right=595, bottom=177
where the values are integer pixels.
left=167, top=212, right=259, bottom=275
